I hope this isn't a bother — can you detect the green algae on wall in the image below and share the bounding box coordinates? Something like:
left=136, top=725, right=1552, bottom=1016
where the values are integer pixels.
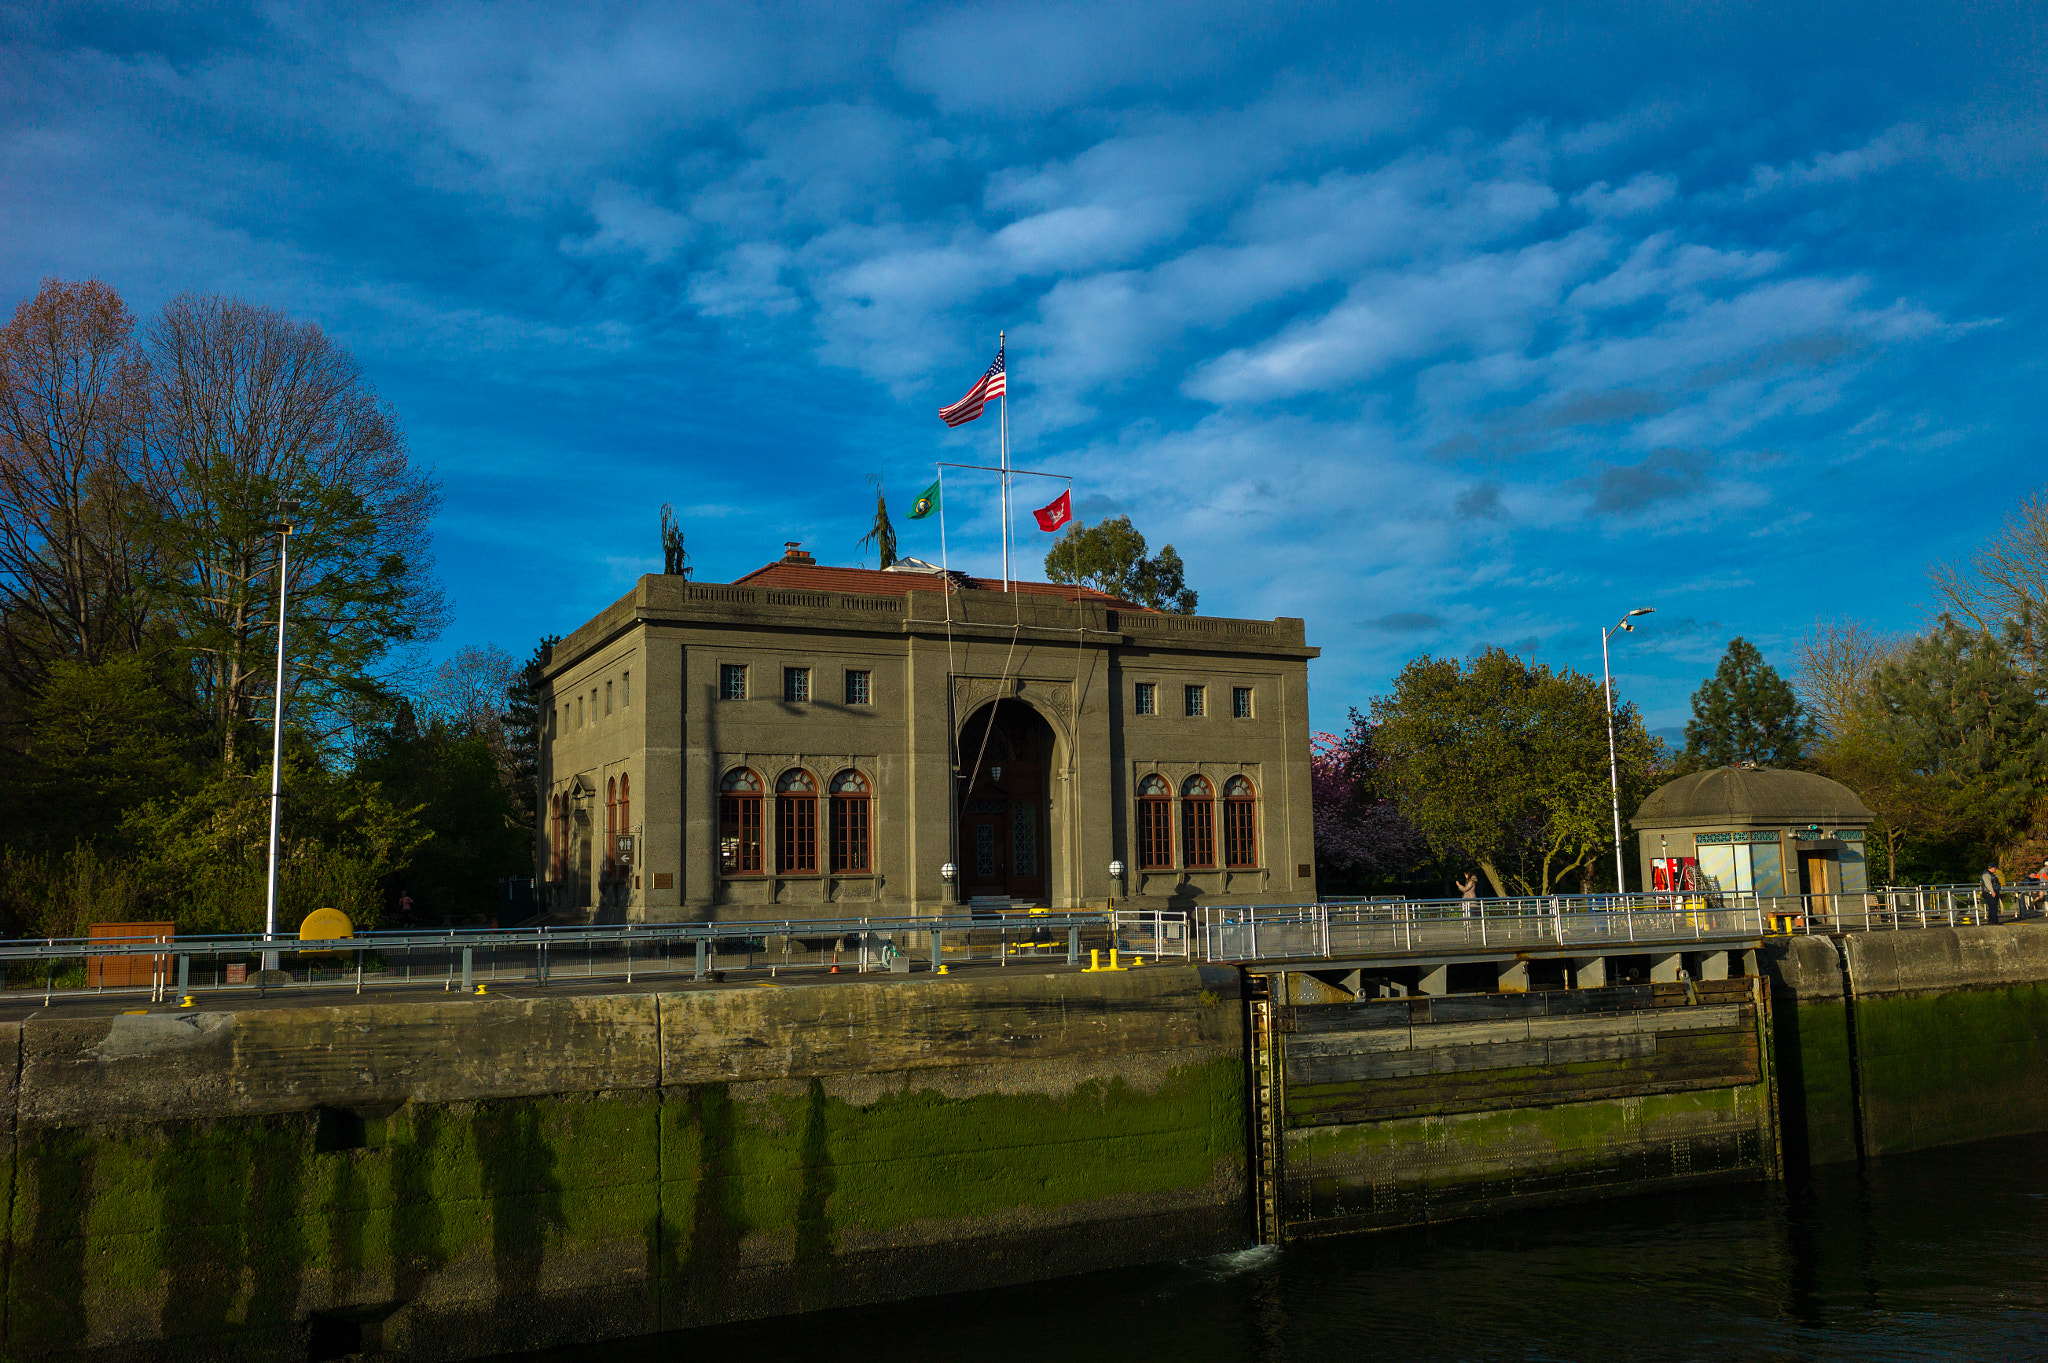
left=1853, top=983, right=2048, bottom=1156
left=7, top=1091, right=668, bottom=1362
left=656, top=1055, right=1246, bottom=1326
left=1280, top=1086, right=1770, bottom=1235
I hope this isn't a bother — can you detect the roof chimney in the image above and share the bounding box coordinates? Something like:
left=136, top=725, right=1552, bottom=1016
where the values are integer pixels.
left=782, top=541, right=816, bottom=565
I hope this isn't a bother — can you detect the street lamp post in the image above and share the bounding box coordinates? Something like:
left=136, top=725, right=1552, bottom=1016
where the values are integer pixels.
left=1602, top=607, right=1655, bottom=898
left=262, top=517, right=293, bottom=971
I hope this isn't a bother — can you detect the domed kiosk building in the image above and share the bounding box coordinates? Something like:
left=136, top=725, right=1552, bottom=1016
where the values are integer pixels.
left=1633, top=765, right=1875, bottom=901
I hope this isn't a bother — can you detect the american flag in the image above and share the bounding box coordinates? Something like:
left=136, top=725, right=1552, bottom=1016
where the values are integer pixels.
left=938, top=344, right=1006, bottom=427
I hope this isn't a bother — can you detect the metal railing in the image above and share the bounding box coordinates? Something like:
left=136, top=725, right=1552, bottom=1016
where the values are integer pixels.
left=1198, top=885, right=2025, bottom=963
left=0, top=911, right=1149, bottom=1004
left=1199, top=894, right=1766, bottom=964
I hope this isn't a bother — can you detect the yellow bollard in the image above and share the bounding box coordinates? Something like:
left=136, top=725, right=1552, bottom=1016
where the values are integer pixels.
left=1110, top=948, right=1120, bottom=970
left=179, top=995, right=195, bottom=1009
left=1085, top=948, right=1101, bottom=972
left=475, top=984, right=487, bottom=995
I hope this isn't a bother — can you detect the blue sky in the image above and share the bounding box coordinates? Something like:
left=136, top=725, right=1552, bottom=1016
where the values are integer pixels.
left=4, top=1, right=2042, bottom=737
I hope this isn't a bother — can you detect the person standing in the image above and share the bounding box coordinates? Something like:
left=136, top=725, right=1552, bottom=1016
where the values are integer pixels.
left=1458, top=872, right=1480, bottom=919
left=1980, top=865, right=2003, bottom=926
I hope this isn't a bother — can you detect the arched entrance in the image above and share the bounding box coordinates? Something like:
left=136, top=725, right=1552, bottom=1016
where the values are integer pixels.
left=957, top=699, right=1058, bottom=903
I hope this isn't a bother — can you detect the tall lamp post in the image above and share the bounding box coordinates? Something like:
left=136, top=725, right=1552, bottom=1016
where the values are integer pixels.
left=262, top=515, right=294, bottom=971
left=1602, top=607, right=1655, bottom=897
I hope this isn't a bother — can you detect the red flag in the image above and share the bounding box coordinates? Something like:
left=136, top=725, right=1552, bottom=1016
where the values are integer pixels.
left=1033, top=489, right=1072, bottom=532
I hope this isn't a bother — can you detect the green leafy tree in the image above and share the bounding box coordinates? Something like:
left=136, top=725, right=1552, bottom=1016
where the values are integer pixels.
left=1860, top=617, right=2048, bottom=876
left=119, top=746, right=427, bottom=933
left=1044, top=515, right=1196, bottom=613
left=1373, top=647, right=1659, bottom=895
left=354, top=701, right=528, bottom=922
left=504, top=636, right=556, bottom=835
left=139, top=292, right=445, bottom=766
left=1683, top=638, right=1812, bottom=767
left=21, top=654, right=200, bottom=833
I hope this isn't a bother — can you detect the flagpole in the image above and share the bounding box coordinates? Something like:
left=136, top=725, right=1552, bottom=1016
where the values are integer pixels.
left=999, top=329, right=1010, bottom=592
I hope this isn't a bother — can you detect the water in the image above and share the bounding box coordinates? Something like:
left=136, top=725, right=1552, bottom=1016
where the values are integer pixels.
left=526, top=1135, right=2048, bottom=1362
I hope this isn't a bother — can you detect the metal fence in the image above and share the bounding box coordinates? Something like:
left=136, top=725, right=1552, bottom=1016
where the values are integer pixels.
left=1198, top=894, right=1768, bottom=963
left=0, top=911, right=1156, bottom=1004
left=1196, top=884, right=2020, bottom=963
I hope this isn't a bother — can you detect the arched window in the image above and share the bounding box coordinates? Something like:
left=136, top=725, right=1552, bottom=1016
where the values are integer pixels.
left=1138, top=774, right=1174, bottom=871
left=1223, top=776, right=1258, bottom=868
left=606, top=777, right=618, bottom=871
left=777, top=768, right=819, bottom=873
left=619, top=773, right=630, bottom=856
left=829, top=770, right=871, bottom=873
left=719, top=768, right=763, bottom=875
left=1181, top=775, right=1216, bottom=869
left=551, top=793, right=566, bottom=882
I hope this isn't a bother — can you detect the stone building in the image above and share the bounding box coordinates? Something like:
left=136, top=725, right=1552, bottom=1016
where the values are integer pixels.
left=1632, top=764, right=1876, bottom=899
left=537, top=544, right=1321, bottom=922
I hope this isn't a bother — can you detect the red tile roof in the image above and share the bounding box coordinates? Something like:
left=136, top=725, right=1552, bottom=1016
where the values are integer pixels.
left=728, top=558, right=1150, bottom=609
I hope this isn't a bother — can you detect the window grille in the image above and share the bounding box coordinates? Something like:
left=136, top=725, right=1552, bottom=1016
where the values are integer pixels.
left=1138, top=774, right=1174, bottom=870
left=829, top=770, right=871, bottom=872
left=1233, top=686, right=1253, bottom=718
left=784, top=667, right=811, bottom=703
left=1223, top=776, right=1258, bottom=868
left=720, top=664, right=747, bottom=700
left=845, top=669, right=871, bottom=705
left=1185, top=684, right=1205, bottom=717
left=777, top=768, right=818, bottom=872
left=718, top=768, right=763, bottom=874
left=1134, top=682, right=1156, bottom=715
left=1181, top=775, right=1215, bottom=868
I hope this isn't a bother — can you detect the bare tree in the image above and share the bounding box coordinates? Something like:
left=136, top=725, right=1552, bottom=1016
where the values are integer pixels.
left=140, top=294, right=445, bottom=765
left=1794, top=617, right=1906, bottom=739
left=1932, top=488, right=2048, bottom=671
left=0, top=279, right=155, bottom=690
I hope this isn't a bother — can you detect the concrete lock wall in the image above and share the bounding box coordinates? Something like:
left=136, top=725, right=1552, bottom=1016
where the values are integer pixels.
left=20, top=925, right=2048, bottom=1362
left=1762, top=922, right=2048, bottom=1167
left=1, top=967, right=1249, bottom=1363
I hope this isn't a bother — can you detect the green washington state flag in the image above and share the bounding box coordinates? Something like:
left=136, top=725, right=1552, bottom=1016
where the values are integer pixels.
left=908, top=478, right=941, bottom=519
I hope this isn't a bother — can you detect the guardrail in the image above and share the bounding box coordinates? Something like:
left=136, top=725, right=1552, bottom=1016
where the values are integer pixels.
left=0, top=911, right=1165, bottom=1004
left=1198, top=885, right=2025, bottom=964
left=1199, top=894, right=1766, bottom=963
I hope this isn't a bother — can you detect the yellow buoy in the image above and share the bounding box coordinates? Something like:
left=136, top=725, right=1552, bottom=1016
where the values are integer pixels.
left=298, top=907, right=354, bottom=961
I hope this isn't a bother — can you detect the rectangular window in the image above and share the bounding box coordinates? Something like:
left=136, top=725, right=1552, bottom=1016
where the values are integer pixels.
left=720, top=664, right=747, bottom=700
left=578, top=696, right=585, bottom=728
left=623, top=672, right=631, bottom=708
left=784, top=667, right=811, bottom=703
left=1185, top=684, right=1205, bottom=717
left=605, top=680, right=613, bottom=715
left=1134, top=682, right=1156, bottom=715
left=1233, top=686, right=1253, bottom=719
left=590, top=689, right=598, bottom=722
left=845, top=669, right=871, bottom=705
